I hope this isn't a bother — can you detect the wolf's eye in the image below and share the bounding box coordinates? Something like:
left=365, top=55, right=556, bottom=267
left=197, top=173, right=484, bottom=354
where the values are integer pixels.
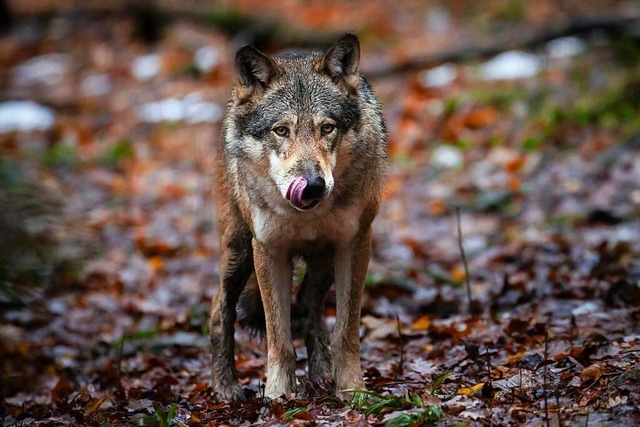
left=273, top=126, right=290, bottom=138
left=321, top=123, right=335, bottom=135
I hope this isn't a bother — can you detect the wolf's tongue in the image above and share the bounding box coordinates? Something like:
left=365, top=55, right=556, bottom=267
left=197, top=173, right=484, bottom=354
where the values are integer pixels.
left=286, top=177, right=312, bottom=208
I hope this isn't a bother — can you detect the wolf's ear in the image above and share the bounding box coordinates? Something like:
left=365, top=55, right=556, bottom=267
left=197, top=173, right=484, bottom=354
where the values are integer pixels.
left=318, top=33, right=360, bottom=90
left=235, top=45, right=278, bottom=102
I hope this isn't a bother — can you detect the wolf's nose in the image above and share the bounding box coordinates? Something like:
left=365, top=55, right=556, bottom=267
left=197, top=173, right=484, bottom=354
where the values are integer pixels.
left=301, top=176, right=326, bottom=201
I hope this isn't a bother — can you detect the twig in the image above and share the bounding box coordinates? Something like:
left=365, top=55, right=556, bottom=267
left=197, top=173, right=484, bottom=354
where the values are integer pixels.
left=257, top=378, right=267, bottom=403
left=519, top=366, right=523, bottom=400
left=117, top=339, right=124, bottom=382
left=543, top=325, right=550, bottom=427
left=555, top=383, right=562, bottom=427
left=116, top=338, right=125, bottom=398
left=455, top=207, right=473, bottom=314
left=485, top=349, right=492, bottom=382
left=366, top=14, right=640, bottom=78
left=395, top=313, right=405, bottom=378
left=483, top=346, right=495, bottom=400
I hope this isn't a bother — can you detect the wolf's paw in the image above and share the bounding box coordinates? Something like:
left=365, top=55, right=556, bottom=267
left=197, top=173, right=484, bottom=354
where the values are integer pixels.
left=264, top=384, right=296, bottom=400
left=213, top=384, right=247, bottom=401
left=335, top=385, right=365, bottom=401
left=298, top=376, right=333, bottom=399
left=335, top=375, right=365, bottom=400
left=264, top=371, right=297, bottom=399
left=308, top=356, right=333, bottom=384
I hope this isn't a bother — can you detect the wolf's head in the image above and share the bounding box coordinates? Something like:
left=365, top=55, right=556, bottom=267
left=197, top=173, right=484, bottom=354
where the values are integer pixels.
left=229, top=33, right=362, bottom=212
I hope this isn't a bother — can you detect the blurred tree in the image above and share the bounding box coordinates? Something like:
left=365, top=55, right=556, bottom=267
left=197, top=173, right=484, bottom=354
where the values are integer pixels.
left=129, top=0, right=165, bottom=45
left=0, top=0, right=12, bottom=33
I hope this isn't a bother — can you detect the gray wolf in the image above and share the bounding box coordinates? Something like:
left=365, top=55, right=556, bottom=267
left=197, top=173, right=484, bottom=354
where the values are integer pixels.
left=209, top=33, right=388, bottom=400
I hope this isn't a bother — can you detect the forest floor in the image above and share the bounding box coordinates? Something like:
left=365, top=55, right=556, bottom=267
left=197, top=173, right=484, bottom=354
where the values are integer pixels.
left=1, top=1, right=640, bottom=426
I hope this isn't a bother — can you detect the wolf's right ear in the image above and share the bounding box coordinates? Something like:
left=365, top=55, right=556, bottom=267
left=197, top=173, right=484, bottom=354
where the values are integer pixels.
left=235, top=45, right=278, bottom=103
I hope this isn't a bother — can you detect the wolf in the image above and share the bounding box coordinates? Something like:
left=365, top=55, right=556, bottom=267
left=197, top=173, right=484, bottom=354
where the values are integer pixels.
left=209, top=33, right=388, bottom=400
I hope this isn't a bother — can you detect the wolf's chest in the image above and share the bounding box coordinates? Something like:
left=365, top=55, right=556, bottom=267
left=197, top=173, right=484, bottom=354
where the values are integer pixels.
left=250, top=204, right=362, bottom=247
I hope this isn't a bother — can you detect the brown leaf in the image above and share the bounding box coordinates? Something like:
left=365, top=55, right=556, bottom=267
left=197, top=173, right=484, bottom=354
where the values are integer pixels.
left=51, top=377, right=75, bottom=405
left=463, top=107, right=498, bottom=129
left=84, top=395, right=109, bottom=417
left=580, top=364, right=602, bottom=383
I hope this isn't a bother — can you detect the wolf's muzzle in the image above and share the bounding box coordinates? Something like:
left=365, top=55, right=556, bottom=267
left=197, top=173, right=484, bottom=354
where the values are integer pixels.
left=286, top=176, right=326, bottom=210
left=302, top=176, right=325, bottom=200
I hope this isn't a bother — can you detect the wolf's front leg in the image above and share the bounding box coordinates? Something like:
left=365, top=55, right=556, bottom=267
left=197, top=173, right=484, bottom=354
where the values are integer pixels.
left=252, top=239, right=296, bottom=398
left=298, top=256, right=334, bottom=383
left=210, top=234, right=253, bottom=401
left=332, top=229, right=371, bottom=397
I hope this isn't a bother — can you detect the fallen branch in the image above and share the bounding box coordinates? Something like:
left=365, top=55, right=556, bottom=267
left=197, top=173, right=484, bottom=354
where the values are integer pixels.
left=395, top=313, right=405, bottom=379
left=8, top=1, right=339, bottom=49
left=455, top=206, right=474, bottom=315
left=543, top=324, right=550, bottom=427
left=365, top=14, right=640, bottom=78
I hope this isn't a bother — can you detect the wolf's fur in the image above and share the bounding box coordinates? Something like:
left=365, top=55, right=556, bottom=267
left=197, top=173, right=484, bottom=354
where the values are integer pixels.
left=209, top=33, right=388, bottom=400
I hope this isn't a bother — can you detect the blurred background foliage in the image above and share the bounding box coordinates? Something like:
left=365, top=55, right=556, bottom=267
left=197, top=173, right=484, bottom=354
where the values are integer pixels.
left=1, top=0, right=639, bottom=315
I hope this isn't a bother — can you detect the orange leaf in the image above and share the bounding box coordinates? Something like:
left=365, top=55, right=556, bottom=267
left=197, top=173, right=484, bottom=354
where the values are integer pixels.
left=451, top=266, right=466, bottom=283
left=442, top=115, right=465, bottom=141
left=382, top=176, right=403, bottom=201
left=507, top=351, right=525, bottom=364
left=162, top=184, right=185, bottom=198
left=148, top=256, right=164, bottom=271
left=464, top=106, right=498, bottom=129
left=457, top=383, right=484, bottom=395
left=507, top=176, right=521, bottom=192
left=504, top=155, right=526, bottom=173
left=411, top=315, right=431, bottom=331
left=428, top=199, right=446, bottom=215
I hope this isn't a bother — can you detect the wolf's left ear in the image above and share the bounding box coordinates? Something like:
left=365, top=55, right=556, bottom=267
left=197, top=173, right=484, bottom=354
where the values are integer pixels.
left=318, top=33, right=360, bottom=90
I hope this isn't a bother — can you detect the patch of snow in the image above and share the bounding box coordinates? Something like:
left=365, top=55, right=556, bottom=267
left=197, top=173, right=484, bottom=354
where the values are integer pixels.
left=194, top=46, right=219, bottom=73
left=81, top=74, right=112, bottom=97
left=420, top=63, right=457, bottom=88
left=463, top=235, right=487, bottom=255
left=546, top=36, right=586, bottom=58
left=138, top=93, right=223, bottom=124
left=182, top=92, right=223, bottom=124
left=431, top=145, right=463, bottom=168
left=481, top=50, right=541, bottom=80
left=0, top=101, right=56, bottom=133
left=14, top=53, right=69, bottom=86
left=571, top=301, right=600, bottom=316
left=131, top=53, right=161, bottom=81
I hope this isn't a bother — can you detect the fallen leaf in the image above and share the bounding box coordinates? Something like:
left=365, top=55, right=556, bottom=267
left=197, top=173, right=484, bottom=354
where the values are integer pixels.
left=580, top=364, right=602, bottom=383
left=457, top=382, right=484, bottom=395
left=411, top=315, right=431, bottom=331
left=463, top=106, right=498, bottom=129
left=507, top=351, right=526, bottom=364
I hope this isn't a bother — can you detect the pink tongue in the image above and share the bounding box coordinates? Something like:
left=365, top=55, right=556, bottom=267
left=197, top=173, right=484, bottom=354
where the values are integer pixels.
left=286, top=177, right=313, bottom=208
